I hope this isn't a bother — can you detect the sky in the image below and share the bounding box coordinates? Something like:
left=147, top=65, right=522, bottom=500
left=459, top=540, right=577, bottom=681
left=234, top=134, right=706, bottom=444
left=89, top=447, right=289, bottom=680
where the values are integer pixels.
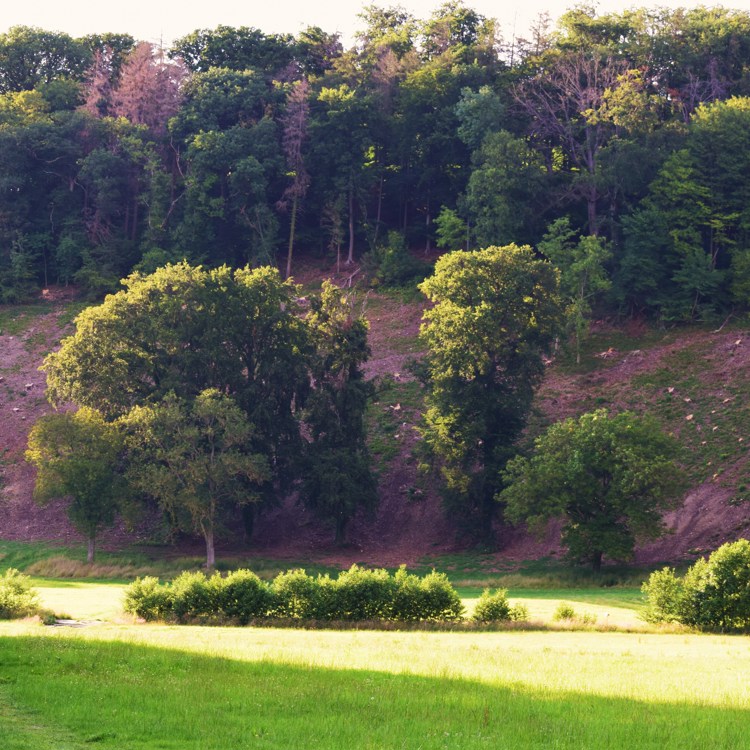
left=2, top=0, right=750, bottom=48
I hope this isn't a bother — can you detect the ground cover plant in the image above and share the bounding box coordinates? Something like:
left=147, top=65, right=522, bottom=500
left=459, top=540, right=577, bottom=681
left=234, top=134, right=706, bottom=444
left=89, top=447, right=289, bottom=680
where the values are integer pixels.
left=1, top=623, right=749, bottom=749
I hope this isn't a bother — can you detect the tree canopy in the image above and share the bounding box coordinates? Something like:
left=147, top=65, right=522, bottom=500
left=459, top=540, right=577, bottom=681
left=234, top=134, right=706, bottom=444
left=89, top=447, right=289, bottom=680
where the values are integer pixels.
left=501, top=409, right=682, bottom=570
left=417, top=244, right=562, bottom=539
left=25, top=407, right=124, bottom=562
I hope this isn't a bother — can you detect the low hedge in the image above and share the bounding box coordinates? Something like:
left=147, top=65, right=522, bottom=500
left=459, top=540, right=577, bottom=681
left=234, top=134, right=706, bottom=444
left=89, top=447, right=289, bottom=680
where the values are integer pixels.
left=124, top=564, right=467, bottom=624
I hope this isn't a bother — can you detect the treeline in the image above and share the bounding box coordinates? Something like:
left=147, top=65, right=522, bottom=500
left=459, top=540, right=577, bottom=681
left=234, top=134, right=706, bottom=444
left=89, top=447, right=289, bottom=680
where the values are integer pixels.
left=2, top=4, right=750, bottom=320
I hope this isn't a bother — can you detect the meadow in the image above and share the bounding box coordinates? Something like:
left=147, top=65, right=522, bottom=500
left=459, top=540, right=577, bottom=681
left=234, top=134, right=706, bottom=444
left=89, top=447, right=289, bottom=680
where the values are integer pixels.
left=1, top=573, right=749, bottom=749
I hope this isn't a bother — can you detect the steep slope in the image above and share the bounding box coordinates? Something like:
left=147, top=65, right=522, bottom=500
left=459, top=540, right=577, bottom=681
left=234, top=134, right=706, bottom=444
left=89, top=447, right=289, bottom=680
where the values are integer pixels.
left=2, top=285, right=750, bottom=567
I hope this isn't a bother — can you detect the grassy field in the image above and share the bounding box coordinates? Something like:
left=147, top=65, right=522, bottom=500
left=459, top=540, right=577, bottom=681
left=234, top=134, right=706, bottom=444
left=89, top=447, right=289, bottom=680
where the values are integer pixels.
left=1, top=551, right=748, bottom=748
left=1, top=620, right=749, bottom=749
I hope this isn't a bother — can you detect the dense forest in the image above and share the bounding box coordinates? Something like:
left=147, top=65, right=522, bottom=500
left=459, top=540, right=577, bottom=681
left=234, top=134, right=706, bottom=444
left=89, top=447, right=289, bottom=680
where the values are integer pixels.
left=0, top=3, right=749, bottom=323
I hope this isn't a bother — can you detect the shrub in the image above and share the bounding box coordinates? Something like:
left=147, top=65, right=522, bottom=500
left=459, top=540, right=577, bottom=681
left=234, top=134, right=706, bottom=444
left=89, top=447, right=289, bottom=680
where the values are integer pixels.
left=419, top=571, right=464, bottom=621
left=123, top=576, right=174, bottom=622
left=364, top=231, right=431, bottom=288
left=509, top=603, right=530, bottom=622
left=171, top=571, right=223, bottom=622
left=328, top=565, right=397, bottom=621
left=390, top=568, right=464, bottom=622
left=641, top=567, right=684, bottom=624
left=643, top=540, right=750, bottom=631
left=219, top=569, right=272, bottom=624
left=0, top=568, right=40, bottom=619
left=472, top=589, right=512, bottom=623
left=552, top=602, right=577, bottom=621
left=681, top=540, right=750, bottom=630
left=551, top=602, right=596, bottom=625
left=270, top=569, right=323, bottom=619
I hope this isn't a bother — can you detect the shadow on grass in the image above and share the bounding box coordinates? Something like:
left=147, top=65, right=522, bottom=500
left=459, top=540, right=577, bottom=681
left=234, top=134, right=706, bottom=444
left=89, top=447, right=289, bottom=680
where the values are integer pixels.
left=0, top=635, right=746, bottom=749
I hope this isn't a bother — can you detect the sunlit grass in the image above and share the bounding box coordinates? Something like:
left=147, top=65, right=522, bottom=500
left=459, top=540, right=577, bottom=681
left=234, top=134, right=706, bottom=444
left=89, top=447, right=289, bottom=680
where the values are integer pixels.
left=1, top=623, right=749, bottom=749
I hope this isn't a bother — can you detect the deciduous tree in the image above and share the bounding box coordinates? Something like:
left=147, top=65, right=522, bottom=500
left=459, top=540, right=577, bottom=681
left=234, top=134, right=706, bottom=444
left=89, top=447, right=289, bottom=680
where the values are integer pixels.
left=123, top=389, right=269, bottom=568
left=501, top=409, right=681, bottom=571
left=26, top=407, right=124, bottom=563
left=417, top=244, right=561, bottom=540
left=302, top=281, right=376, bottom=543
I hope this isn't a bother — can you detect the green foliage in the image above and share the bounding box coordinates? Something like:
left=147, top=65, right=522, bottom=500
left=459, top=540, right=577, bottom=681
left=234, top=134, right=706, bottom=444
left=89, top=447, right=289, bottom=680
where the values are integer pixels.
left=43, top=262, right=309, bottom=525
left=25, top=407, right=124, bottom=562
left=0, top=568, right=39, bottom=619
left=641, top=567, right=684, bottom=624
left=326, top=565, right=397, bottom=621
left=418, top=244, right=562, bottom=538
left=123, top=576, right=174, bottom=622
left=219, top=569, right=273, bottom=624
left=471, top=588, right=512, bottom=622
left=122, top=565, right=465, bottom=624
left=502, top=410, right=681, bottom=570
left=302, top=282, right=377, bottom=543
left=270, top=569, right=323, bottom=619
left=464, top=130, right=547, bottom=248
left=122, top=388, right=269, bottom=568
left=540, top=218, right=612, bottom=364
left=552, top=603, right=577, bottom=621
left=170, top=571, right=223, bottom=622
left=391, top=567, right=465, bottom=622
left=434, top=206, right=467, bottom=251
left=365, top=231, right=431, bottom=288
left=644, top=540, right=750, bottom=631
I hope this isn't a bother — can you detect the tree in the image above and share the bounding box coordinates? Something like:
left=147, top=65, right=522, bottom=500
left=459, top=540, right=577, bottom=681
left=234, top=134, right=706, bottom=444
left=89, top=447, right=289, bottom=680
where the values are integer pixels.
left=463, top=130, right=547, bottom=248
left=111, top=42, right=187, bottom=136
left=643, top=539, right=750, bottom=630
left=0, top=27, right=89, bottom=93
left=170, top=26, right=296, bottom=79
left=622, top=97, right=750, bottom=319
left=43, top=263, right=309, bottom=512
left=25, top=407, right=124, bottom=562
left=514, top=52, right=629, bottom=235
left=539, top=218, right=611, bottom=364
left=280, top=79, right=311, bottom=279
left=417, top=244, right=562, bottom=540
left=302, top=281, right=377, bottom=543
left=501, top=410, right=681, bottom=571
left=123, top=390, right=269, bottom=568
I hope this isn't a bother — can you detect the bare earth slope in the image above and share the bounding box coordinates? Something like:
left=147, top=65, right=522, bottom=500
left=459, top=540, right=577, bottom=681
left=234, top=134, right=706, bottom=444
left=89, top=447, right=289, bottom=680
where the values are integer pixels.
left=2, top=286, right=750, bottom=566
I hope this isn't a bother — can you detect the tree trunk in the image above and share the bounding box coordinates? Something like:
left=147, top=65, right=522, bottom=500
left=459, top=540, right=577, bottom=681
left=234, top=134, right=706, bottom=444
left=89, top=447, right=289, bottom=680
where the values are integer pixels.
left=592, top=550, right=603, bottom=573
left=87, top=535, right=95, bottom=564
left=205, top=528, right=216, bottom=569
left=242, top=505, right=255, bottom=541
left=346, top=184, right=355, bottom=265
left=335, top=516, right=347, bottom=546
left=424, top=205, right=431, bottom=255
left=285, top=193, right=298, bottom=279
left=587, top=193, right=598, bottom=237
left=374, top=175, right=384, bottom=246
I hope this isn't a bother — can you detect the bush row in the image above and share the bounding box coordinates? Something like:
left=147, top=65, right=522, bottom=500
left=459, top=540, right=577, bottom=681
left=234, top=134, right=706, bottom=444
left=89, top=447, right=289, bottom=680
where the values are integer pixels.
left=642, top=539, right=750, bottom=631
left=124, top=565, right=526, bottom=626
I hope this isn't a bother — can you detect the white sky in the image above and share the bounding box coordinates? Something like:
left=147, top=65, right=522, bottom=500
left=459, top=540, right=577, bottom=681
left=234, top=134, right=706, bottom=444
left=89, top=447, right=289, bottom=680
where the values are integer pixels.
left=1, top=1, right=749, bottom=48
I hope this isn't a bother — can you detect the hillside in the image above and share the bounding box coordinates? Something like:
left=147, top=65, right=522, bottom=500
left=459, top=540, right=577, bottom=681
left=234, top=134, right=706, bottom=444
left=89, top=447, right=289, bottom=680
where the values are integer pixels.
left=1, top=281, right=749, bottom=568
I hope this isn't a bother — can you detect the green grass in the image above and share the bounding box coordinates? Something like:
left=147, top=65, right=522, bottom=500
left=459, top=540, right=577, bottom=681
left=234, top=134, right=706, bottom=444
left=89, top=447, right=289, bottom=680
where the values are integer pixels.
left=1, top=624, right=749, bottom=749
left=0, top=541, right=351, bottom=584
left=0, top=303, right=51, bottom=336
left=367, top=379, right=424, bottom=470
